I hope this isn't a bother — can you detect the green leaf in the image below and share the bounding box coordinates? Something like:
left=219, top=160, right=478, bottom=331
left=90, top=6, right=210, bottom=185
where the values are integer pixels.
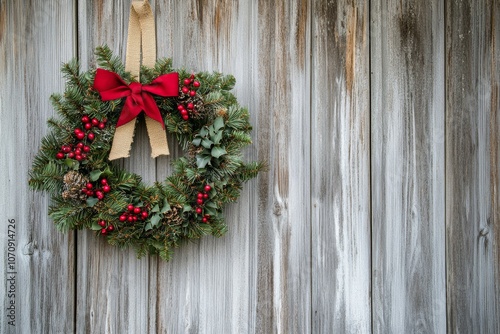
left=196, top=154, right=211, bottom=168
left=151, top=204, right=160, bottom=212
left=89, top=170, right=102, bottom=181
left=199, top=127, right=208, bottom=137
left=192, top=137, right=202, bottom=146
left=183, top=205, right=192, bottom=212
left=64, top=158, right=79, bottom=170
left=205, top=207, right=216, bottom=216
left=86, top=197, right=99, bottom=207
left=211, top=146, right=227, bottom=158
left=161, top=199, right=171, bottom=213
left=205, top=201, right=217, bottom=209
left=202, top=139, right=213, bottom=149
left=214, top=116, right=224, bottom=132
left=90, top=221, right=102, bottom=231
left=144, top=223, right=153, bottom=231
left=208, top=125, right=215, bottom=138
left=151, top=213, right=161, bottom=227
left=213, top=130, right=223, bottom=144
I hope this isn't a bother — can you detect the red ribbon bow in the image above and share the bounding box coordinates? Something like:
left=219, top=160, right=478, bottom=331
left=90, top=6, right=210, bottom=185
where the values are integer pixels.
left=93, top=68, right=179, bottom=128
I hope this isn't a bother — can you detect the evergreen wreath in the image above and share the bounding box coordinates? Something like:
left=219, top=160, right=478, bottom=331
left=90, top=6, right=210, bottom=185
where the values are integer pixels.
left=29, top=46, right=263, bottom=260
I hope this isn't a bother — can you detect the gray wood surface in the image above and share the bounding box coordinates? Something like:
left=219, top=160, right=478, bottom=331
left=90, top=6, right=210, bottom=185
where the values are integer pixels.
left=446, top=0, right=500, bottom=332
left=1, top=0, right=499, bottom=333
left=371, top=0, right=447, bottom=332
left=0, top=1, right=76, bottom=333
left=311, top=1, right=371, bottom=333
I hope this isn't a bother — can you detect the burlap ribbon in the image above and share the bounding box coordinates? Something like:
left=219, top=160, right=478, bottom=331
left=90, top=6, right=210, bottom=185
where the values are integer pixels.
left=108, top=0, right=170, bottom=160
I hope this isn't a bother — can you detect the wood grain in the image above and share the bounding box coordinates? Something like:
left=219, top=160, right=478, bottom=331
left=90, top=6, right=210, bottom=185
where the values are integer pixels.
left=446, top=0, right=500, bottom=332
left=0, top=1, right=76, bottom=333
left=371, top=0, right=446, bottom=332
left=311, top=1, right=371, bottom=333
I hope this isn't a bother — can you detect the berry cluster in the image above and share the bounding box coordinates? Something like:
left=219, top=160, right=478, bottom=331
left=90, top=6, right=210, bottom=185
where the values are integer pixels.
left=82, top=178, right=111, bottom=200
left=195, top=184, right=211, bottom=223
left=98, top=219, right=114, bottom=235
left=177, top=75, right=200, bottom=121
left=55, top=115, right=107, bottom=160
left=119, top=204, right=149, bottom=223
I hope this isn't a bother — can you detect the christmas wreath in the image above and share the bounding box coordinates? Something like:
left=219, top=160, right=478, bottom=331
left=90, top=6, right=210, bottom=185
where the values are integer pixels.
left=29, top=45, right=263, bottom=260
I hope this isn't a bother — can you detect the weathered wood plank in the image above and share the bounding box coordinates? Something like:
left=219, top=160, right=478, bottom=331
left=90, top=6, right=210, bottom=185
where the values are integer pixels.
left=0, top=1, right=76, bottom=333
left=371, top=0, right=446, bottom=332
left=311, top=1, right=371, bottom=333
left=75, top=1, right=156, bottom=333
left=446, top=0, right=500, bottom=332
left=154, top=1, right=311, bottom=332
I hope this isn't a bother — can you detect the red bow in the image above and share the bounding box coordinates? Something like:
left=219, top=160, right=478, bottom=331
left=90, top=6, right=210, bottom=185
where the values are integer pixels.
left=93, top=69, right=179, bottom=128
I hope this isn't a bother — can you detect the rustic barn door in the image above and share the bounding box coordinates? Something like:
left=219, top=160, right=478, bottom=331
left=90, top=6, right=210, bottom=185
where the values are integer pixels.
left=1, top=0, right=498, bottom=333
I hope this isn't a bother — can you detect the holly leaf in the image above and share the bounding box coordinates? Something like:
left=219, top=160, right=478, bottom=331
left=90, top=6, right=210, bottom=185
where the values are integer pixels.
left=89, top=170, right=102, bottom=181
left=211, top=146, right=227, bottom=158
left=213, top=130, right=223, bottom=144
left=192, top=137, right=202, bottom=146
left=86, top=197, right=99, bottom=207
left=199, top=127, right=208, bottom=137
left=205, top=201, right=217, bottom=209
left=151, top=204, right=160, bottom=213
left=161, top=199, right=171, bottom=213
left=196, top=154, right=211, bottom=168
left=64, top=158, right=79, bottom=170
left=90, top=221, right=102, bottom=231
left=183, top=205, right=192, bottom=213
left=144, top=223, right=153, bottom=231
left=202, top=139, right=213, bottom=149
left=214, top=117, right=224, bottom=132
left=151, top=213, right=161, bottom=227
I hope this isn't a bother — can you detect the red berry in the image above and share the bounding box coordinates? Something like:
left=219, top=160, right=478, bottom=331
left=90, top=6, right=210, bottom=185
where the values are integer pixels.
left=133, top=207, right=141, bottom=214
left=76, top=132, right=85, bottom=140
left=96, top=191, right=104, bottom=200
left=87, top=132, right=95, bottom=141
left=190, top=74, right=195, bottom=79
left=81, top=153, right=87, bottom=159
left=107, top=225, right=114, bottom=232
left=101, top=228, right=107, bottom=235
left=119, top=215, right=126, bottom=222
left=86, top=190, right=94, bottom=196
left=202, top=217, right=208, bottom=223
left=74, top=148, right=81, bottom=155
left=103, top=185, right=111, bottom=193
left=197, top=193, right=204, bottom=199
left=75, top=154, right=83, bottom=161
left=133, top=216, right=138, bottom=222
left=193, top=81, right=200, bottom=88
left=84, top=123, right=92, bottom=130
left=98, top=220, right=106, bottom=227
left=182, top=115, right=189, bottom=120
left=181, top=86, right=189, bottom=94
left=183, top=78, right=191, bottom=86
left=195, top=207, right=202, bottom=214
left=127, top=204, right=134, bottom=212
left=56, top=152, right=64, bottom=159
left=204, top=185, right=211, bottom=192
left=98, top=122, right=106, bottom=129
left=189, top=90, right=196, bottom=97
left=67, top=152, right=75, bottom=159
left=100, top=178, right=108, bottom=185
left=74, top=128, right=82, bottom=135
left=141, top=211, right=148, bottom=219
left=128, top=216, right=134, bottom=222
left=187, top=103, right=194, bottom=110
left=91, top=118, right=99, bottom=126
left=203, top=193, right=209, bottom=199
left=81, top=115, right=90, bottom=123
left=196, top=198, right=204, bottom=205
left=62, top=146, right=71, bottom=153
left=86, top=183, right=93, bottom=190
left=177, top=105, right=185, bottom=111
left=83, top=145, right=90, bottom=152
left=76, top=142, right=84, bottom=148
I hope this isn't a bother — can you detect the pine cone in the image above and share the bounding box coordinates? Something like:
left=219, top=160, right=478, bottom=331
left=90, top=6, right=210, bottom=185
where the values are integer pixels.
left=165, top=205, right=183, bottom=225
left=62, top=171, right=89, bottom=201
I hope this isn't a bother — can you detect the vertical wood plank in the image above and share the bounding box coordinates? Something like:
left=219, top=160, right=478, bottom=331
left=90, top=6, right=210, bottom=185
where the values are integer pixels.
left=153, top=0, right=311, bottom=332
left=371, top=0, right=446, bottom=332
left=311, top=1, right=371, bottom=333
left=0, top=1, right=76, bottom=333
left=446, top=0, right=500, bottom=332
left=76, top=1, right=156, bottom=333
